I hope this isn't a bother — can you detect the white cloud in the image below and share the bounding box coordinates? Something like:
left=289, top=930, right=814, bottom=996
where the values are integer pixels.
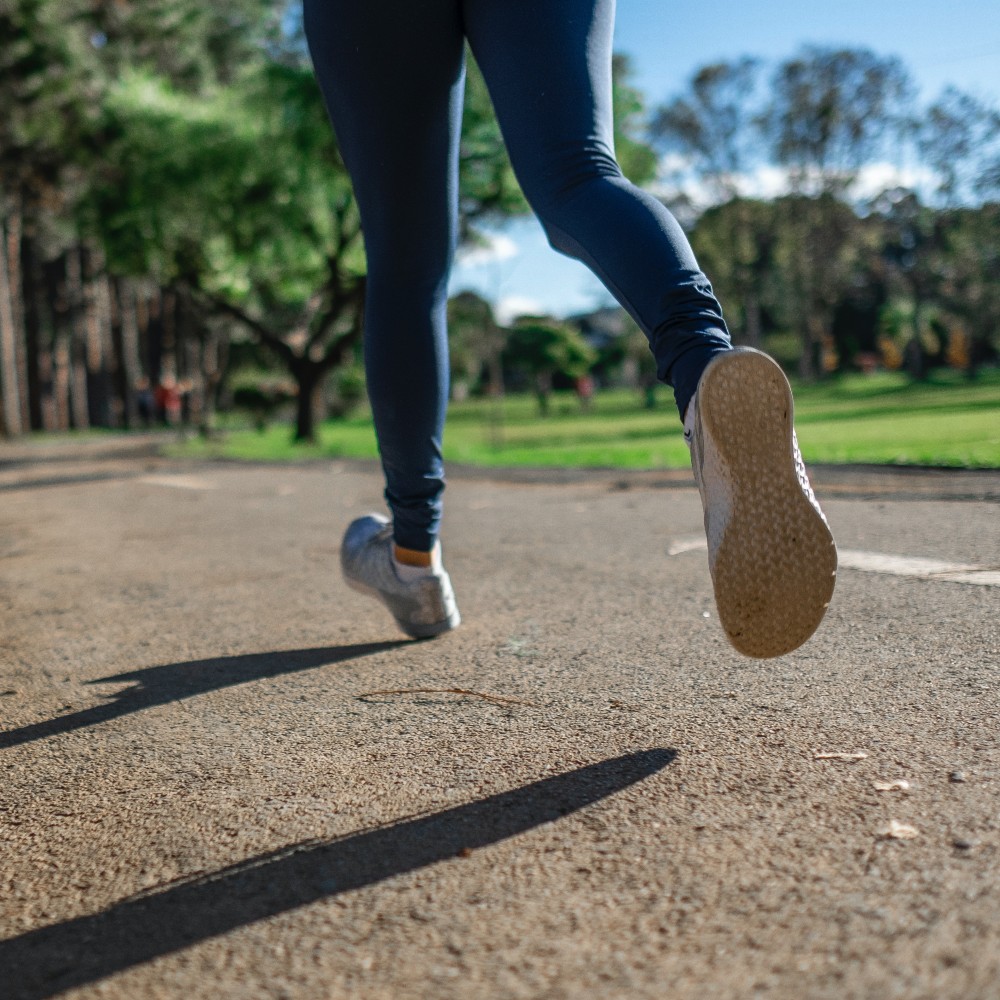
left=733, top=165, right=794, bottom=200
left=848, top=162, right=937, bottom=201
left=494, top=295, right=546, bottom=325
left=655, top=156, right=937, bottom=209
left=455, top=232, right=519, bottom=268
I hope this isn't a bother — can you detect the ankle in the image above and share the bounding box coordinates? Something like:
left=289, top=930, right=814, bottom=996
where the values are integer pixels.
left=393, top=544, right=433, bottom=568
left=392, top=542, right=442, bottom=580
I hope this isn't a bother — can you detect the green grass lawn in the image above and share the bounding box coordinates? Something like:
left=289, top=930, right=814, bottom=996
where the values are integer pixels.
left=173, top=368, right=1000, bottom=470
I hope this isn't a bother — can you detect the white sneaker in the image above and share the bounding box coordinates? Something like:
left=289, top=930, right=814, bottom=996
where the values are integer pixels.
left=340, top=514, right=460, bottom=639
left=685, top=348, right=837, bottom=658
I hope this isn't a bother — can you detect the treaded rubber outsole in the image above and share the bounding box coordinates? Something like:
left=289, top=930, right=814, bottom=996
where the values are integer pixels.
left=696, top=350, right=837, bottom=658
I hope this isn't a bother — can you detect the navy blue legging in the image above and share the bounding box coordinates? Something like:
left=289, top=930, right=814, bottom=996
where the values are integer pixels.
left=303, top=0, right=731, bottom=551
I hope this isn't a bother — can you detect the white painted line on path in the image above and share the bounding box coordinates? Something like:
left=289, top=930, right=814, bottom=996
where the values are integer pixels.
left=667, top=536, right=708, bottom=556
left=838, top=550, right=999, bottom=587
left=139, top=474, right=217, bottom=491
left=668, top=538, right=999, bottom=587
left=837, top=550, right=977, bottom=576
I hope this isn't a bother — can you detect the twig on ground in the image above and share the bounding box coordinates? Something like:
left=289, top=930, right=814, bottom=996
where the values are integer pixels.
left=356, top=687, right=536, bottom=707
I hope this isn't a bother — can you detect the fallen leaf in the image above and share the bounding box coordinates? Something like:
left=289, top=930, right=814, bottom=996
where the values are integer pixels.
left=873, top=779, right=911, bottom=792
left=880, top=820, right=919, bottom=840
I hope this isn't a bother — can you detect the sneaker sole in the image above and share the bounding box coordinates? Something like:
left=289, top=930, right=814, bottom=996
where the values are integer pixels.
left=697, top=350, right=837, bottom=658
left=343, top=575, right=461, bottom=640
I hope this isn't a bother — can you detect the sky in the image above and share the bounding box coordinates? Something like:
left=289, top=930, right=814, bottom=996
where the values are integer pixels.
left=449, top=0, right=1000, bottom=321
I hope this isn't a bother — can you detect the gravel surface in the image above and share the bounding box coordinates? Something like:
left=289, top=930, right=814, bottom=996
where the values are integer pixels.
left=1, top=439, right=997, bottom=1000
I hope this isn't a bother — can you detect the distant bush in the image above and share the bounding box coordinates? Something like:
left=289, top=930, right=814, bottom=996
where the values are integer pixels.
left=232, top=382, right=296, bottom=432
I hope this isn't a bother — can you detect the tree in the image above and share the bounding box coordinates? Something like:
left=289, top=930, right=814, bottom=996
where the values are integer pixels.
left=87, top=0, right=281, bottom=92
left=934, top=204, right=1000, bottom=375
left=651, top=57, right=763, bottom=204
left=762, top=46, right=914, bottom=197
left=502, top=317, right=595, bottom=415
left=869, top=188, right=945, bottom=377
left=687, top=196, right=777, bottom=349
left=770, top=192, right=866, bottom=375
left=652, top=59, right=769, bottom=347
left=919, top=87, right=1000, bottom=206
left=0, top=0, right=284, bottom=437
left=0, top=0, right=105, bottom=435
left=761, top=47, right=914, bottom=376
left=447, top=291, right=503, bottom=398
left=611, top=54, right=660, bottom=186
left=1, top=0, right=669, bottom=439
left=81, top=63, right=368, bottom=442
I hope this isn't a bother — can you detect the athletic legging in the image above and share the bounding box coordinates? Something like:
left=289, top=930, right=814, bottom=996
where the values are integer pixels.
left=303, top=0, right=731, bottom=551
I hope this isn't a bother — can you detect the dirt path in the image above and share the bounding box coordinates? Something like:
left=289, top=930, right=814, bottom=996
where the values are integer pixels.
left=1, top=441, right=997, bottom=999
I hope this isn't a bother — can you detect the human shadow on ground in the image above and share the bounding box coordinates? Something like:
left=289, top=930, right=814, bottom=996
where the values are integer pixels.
left=0, top=642, right=405, bottom=750
left=0, top=470, right=143, bottom=493
left=1, top=749, right=676, bottom=1000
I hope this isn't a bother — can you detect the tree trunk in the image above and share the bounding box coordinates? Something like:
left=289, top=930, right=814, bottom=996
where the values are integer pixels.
left=160, top=286, right=177, bottom=383
left=5, top=208, right=33, bottom=432
left=534, top=373, right=551, bottom=416
left=293, top=365, right=321, bottom=442
left=65, top=248, right=90, bottom=430
left=82, top=247, right=115, bottom=427
left=198, top=324, right=226, bottom=435
left=904, top=336, right=927, bottom=381
left=174, top=286, right=206, bottom=430
left=19, top=221, right=48, bottom=430
left=793, top=226, right=815, bottom=380
left=43, top=255, right=70, bottom=431
left=797, top=325, right=815, bottom=380
left=111, top=278, right=139, bottom=428
left=0, top=213, right=22, bottom=437
left=905, top=294, right=929, bottom=380
left=52, top=340, right=72, bottom=430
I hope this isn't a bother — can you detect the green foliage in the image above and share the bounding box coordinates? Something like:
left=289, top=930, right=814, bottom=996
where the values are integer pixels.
left=688, top=196, right=777, bottom=345
left=505, top=319, right=595, bottom=378
left=88, top=0, right=281, bottom=91
left=919, top=87, right=1000, bottom=205
left=6, top=4, right=1000, bottom=447
left=327, top=363, right=366, bottom=418
left=232, top=382, right=294, bottom=431
left=0, top=0, right=104, bottom=210
left=447, top=291, right=502, bottom=394
left=610, top=54, right=658, bottom=185
left=459, top=57, right=528, bottom=227
left=503, top=318, right=596, bottom=414
left=935, top=203, right=1000, bottom=366
left=82, top=64, right=360, bottom=310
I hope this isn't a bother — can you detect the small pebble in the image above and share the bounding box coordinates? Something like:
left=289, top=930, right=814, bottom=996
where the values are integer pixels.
left=953, top=839, right=974, bottom=851
left=949, top=771, right=967, bottom=784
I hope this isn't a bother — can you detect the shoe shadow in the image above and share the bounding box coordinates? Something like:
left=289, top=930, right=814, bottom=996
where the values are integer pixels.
left=1, top=749, right=676, bottom=1000
left=0, top=642, right=406, bottom=750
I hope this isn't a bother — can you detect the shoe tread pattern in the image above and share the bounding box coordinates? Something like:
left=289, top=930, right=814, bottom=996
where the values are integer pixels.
left=698, top=351, right=837, bottom=658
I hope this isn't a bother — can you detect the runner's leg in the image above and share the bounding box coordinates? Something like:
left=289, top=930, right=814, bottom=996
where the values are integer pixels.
left=464, top=0, right=731, bottom=417
left=303, top=0, right=464, bottom=552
